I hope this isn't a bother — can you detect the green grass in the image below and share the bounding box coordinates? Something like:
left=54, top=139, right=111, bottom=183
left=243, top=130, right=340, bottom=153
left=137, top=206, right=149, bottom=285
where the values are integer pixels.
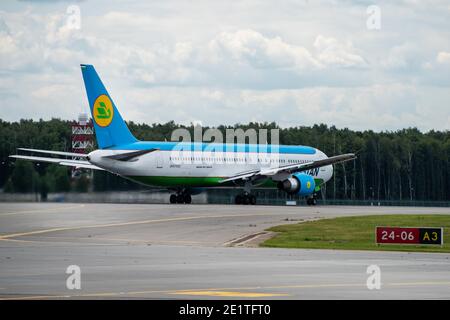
left=261, top=215, right=450, bottom=253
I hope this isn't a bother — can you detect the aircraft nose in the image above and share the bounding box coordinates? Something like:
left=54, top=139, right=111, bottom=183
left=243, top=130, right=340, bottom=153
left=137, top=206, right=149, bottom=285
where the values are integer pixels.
left=317, top=148, right=328, bottom=159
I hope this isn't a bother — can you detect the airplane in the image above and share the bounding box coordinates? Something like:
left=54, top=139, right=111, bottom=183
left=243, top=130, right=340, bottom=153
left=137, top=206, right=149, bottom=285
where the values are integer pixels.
left=10, top=64, right=356, bottom=205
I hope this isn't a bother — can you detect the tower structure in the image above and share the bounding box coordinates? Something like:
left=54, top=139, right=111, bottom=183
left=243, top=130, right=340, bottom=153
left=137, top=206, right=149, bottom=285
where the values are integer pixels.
left=71, top=113, right=94, bottom=179
left=71, top=113, right=94, bottom=155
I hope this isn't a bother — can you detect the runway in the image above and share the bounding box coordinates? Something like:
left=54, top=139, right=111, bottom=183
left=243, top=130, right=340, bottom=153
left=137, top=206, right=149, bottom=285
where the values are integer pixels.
left=0, top=203, right=449, bottom=299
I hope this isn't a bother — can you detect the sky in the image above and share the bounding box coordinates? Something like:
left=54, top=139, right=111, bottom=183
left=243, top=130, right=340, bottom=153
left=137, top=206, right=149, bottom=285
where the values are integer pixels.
left=0, top=0, right=449, bottom=132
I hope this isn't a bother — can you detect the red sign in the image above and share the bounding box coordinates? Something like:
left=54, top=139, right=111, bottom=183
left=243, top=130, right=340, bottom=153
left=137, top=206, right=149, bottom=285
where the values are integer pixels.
left=376, top=227, right=443, bottom=245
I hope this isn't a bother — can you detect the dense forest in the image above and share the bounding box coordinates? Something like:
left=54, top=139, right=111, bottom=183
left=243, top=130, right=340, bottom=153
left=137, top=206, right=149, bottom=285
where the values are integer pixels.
left=0, top=118, right=449, bottom=201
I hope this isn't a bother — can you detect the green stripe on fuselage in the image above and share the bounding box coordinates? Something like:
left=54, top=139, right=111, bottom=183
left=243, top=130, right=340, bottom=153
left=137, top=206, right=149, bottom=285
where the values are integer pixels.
left=125, top=175, right=324, bottom=189
left=127, top=176, right=223, bottom=187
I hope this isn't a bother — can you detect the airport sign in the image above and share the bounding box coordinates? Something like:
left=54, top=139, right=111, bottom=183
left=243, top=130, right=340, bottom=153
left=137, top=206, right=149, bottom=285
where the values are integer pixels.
left=376, top=227, right=443, bottom=245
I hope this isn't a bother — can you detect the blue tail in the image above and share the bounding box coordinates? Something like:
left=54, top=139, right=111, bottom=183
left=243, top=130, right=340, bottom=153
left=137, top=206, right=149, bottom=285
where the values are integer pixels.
left=80, top=64, right=138, bottom=149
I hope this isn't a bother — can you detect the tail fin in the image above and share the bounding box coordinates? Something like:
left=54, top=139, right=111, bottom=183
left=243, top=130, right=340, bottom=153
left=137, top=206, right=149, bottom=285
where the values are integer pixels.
left=80, top=64, right=138, bottom=149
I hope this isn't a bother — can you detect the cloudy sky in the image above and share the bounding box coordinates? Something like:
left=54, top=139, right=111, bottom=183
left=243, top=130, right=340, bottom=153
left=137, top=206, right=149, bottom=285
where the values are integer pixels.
left=0, top=0, right=449, bottom=131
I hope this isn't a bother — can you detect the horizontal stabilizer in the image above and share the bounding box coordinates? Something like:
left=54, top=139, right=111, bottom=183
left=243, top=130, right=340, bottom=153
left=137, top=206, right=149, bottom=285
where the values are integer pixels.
left=9, top=155, right=103, bottom=170
left=18, top=148, right=89, bottom=158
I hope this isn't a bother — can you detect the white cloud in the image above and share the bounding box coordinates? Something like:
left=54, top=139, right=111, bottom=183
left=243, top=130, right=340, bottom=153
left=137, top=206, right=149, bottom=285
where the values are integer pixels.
left=436, top=51, right=450, bottom=64
left=0, top=32, right=16, bottom=55
left=207, top=31, right=367, bottom=72
left=107, top=84, right=449, bottom=132
left=208, top=29, right=321, bottom=70
left=380, top=43, right=422, bottom=70
left=313, top=35, right=366, bottom=68
left=0, top=1, right=449, bottom=132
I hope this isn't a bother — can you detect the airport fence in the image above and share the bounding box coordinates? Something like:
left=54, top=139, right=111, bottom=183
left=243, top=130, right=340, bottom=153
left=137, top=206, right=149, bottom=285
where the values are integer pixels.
left=0, top=191, right=207, bottom=204
left=0, top=190, right=449, bottom=207
left=206, top=190, right=450, bottom=207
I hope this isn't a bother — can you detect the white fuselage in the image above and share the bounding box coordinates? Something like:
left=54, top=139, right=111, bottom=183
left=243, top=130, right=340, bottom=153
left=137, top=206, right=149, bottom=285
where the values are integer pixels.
left=88, top=145, right=333, bottom=188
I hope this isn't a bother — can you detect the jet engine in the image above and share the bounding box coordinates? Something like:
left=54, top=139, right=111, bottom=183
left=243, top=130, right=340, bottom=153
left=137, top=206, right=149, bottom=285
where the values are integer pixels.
left=277, top=173, right=316, bottom=196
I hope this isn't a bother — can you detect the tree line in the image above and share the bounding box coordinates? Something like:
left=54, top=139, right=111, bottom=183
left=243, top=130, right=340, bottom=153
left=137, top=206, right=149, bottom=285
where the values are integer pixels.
left=0, top=118, right=448, bottom=201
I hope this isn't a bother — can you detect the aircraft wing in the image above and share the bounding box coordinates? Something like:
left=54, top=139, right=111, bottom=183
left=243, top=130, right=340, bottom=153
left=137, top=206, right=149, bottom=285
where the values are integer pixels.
left=9, top=155, right=104, bottom=170
left=219, top=153, right=356, bottom=183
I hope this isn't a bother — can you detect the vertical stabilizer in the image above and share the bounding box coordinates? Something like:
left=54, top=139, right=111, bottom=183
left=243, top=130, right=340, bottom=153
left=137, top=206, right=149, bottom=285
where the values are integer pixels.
left=80, top=64, right=137, bottom=149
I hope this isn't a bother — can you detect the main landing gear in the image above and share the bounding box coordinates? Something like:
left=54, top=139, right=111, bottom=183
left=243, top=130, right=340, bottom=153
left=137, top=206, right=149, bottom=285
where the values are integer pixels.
left=169, top=190, right=192, bottom=204
left=234, top=192, right=257, bottom=205
left=306, top=194, right=318, bottom=206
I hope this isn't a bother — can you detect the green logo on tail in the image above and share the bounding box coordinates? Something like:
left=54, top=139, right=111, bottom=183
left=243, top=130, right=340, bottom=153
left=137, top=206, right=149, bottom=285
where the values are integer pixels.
left=96, top=102, right=111, bottom=119
left=93, top=95, right=114, bottom=127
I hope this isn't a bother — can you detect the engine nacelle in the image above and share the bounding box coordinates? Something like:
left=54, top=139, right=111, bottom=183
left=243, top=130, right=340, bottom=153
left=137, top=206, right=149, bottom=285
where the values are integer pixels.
left=277, top=173, right=316, bottom=197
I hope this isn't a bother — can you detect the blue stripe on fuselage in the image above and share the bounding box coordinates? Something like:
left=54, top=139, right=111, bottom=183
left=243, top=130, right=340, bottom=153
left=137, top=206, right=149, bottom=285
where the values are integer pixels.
left=106, top=141, right=316, bottom=155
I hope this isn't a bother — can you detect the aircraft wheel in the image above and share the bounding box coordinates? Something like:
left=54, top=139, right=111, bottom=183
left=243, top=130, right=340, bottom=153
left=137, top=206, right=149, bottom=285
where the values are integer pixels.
left=176, top=194, right=184, bottom=204
left=243, top=195, right=250, bottom=205
left=249, top=194, right=256, bottom=205
left=170, top=194, right=177, bottom=204
left=235, top=194, right=243, bottom=205
left=312, top=198, right=317, bottom=206
left=306, top=198, right=312, bottom=205
left=184, top=194, right=192, bottom=204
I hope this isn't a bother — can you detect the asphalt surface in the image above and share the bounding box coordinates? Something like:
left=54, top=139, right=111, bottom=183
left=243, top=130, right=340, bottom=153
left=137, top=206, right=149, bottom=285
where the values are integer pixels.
left=0, top=202, right=449, bottom=299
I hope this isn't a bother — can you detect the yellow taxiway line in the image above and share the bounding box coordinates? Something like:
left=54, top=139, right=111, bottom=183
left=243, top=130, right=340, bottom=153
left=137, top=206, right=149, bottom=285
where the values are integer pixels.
left=1, top=281, right=450, bottom=300
left=0, top=212, right=274, bottom=241
left=0, top=204, right=85, bottom=217
left=168, top=291, right=288, bottom=298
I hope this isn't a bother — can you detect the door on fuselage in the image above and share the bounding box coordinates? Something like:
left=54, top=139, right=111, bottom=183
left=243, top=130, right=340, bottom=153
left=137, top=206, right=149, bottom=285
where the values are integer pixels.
left=156, top=153, right=163, bottom=168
